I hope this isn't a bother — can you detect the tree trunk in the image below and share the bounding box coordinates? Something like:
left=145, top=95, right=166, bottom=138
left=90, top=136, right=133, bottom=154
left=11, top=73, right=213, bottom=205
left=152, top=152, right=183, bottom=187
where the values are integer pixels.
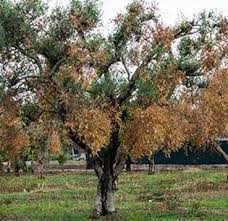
left=31, top=150, right=34, bottom=174
left=7, top=161, right=11, bottom=173
left=86, top=152, right=94, bottom=169
left=93, top=153, right=125, bottom=217
left=148, top=155, right=155, bottom=174
left=37, top=137, right=46, bottom=179
left=13, top=158, right=20, bottom=176
left=126, top=155, right=131, bottom=171
left=93, top=155, right=127, bottom=218
left=96, top=174, right=115, bottom=216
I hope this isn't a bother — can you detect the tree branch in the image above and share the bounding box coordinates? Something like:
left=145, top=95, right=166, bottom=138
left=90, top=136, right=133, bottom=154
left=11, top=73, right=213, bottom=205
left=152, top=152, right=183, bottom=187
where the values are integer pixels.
left=117, top=20, right=209, bottom=106
left=49, top=57, right=66, bottom=77
left=120, top=54, right=131, bottom=81
left=67, top=127, right=90, bottom=152
left=94, top=157, right=103, bottom=178
left=113, top=153, right=127, bottom=179
left=214, top=142, right=228, bottom=163
left=118, top=51, right=154, bottom=105
left=15, top=45, right=43, bottom=74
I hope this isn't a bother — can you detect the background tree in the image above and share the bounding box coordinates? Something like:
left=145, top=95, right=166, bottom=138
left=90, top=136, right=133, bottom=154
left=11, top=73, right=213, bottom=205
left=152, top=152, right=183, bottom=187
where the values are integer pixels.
left=21, top=100, right=63, bottom=178
left=0, top=0, right=227, bottom=217
left=0, top=96, right=29, bottom=174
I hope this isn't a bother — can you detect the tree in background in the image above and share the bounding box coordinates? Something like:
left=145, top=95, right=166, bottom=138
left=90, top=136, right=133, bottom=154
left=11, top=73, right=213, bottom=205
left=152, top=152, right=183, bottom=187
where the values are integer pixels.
left=0, top=96, right=29, bottom=174
left=0, top=0, right=227, bottom=217
left=21, top=101, right=62, bottom=178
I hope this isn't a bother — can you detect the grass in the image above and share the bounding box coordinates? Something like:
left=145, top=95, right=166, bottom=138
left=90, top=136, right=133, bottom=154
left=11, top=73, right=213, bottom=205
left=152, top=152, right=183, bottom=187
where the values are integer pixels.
left=0, top=169, right=227, bottom=221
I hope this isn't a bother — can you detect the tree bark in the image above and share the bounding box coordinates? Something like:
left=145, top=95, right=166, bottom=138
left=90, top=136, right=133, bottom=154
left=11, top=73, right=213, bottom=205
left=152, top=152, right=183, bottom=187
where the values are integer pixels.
left=93, top=154, right=127, bottom=218
left=7, top=161, right=11, bottom=173
left=94, top=153, right=116, bottom=216
left=126, top=155, right=131, bottom=171
left=30, top=149, right=35, bottom=174
left=148, top=155, right=155, bottom=174
left=86, top=152, right=94, bottom=169
left=214, top=143, right=228, bottom=163
left=96, top=173, right=115, bottom=216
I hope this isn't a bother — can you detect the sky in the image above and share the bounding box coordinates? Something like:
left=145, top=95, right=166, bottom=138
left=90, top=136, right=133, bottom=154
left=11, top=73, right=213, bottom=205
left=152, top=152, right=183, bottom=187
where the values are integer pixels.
left=49, top=0, right=228, bottom=27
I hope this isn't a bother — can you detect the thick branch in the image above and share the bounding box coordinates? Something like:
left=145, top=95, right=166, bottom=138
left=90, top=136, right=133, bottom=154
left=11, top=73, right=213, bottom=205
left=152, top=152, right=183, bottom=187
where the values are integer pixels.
left=117, top=20, right=210, bottom=106
left=118, top=53, right=153, bottom=105
left=94, top=157, right=103, bottom=178
left=120, top=54, right=131, bottom=81
left=214, top=143, right=228, bottom=163
left=49, top=57, right=66, bottom=77
left=15, top=45, right=43, bottom=74
left=67, top=128, right=90, bottom=152
left=113, top=153, right=127, bottom=179
left=98, top=56, right=120, bottom=77
left=173, top=23, right=195, bottom=39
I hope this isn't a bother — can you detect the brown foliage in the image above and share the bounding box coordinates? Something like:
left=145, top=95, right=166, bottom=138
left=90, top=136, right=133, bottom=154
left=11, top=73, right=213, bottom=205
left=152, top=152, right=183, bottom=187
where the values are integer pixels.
left=66, top=107, right=112, bottom=154
left=121, top=103, right=188, bottom=157
left=190, top=68, right=228, bottom=147
left=49, top=131, right=61, bottom=154
left=0, top=98, right=28, bottom=157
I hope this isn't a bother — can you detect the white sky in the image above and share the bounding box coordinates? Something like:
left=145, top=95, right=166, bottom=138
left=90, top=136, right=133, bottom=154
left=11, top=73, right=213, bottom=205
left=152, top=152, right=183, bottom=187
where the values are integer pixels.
left=103, top=0, right=228, bottom=25
left=49, top=0, right=228, bottom=27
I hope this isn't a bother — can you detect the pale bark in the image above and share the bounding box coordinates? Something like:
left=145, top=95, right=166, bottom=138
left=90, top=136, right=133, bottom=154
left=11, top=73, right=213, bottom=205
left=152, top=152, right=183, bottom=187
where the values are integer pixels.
left=95, top=180, right=103, bottom=215
left=7, top=161, right=11, bottom=173
left=96, top=175, right=115, bottom=215
left=215, top=143, right=228, bottom=163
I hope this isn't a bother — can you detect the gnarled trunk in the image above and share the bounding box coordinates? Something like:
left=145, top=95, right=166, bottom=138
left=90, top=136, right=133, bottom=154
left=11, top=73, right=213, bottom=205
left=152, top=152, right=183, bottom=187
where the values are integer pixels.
left=93, top=150, right=126, bottom=218
left=96, top=174, right=115, bottom=216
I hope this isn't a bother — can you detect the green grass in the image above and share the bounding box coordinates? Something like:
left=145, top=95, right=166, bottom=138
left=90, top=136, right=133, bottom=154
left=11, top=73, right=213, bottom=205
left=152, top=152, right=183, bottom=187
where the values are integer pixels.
left=0, top=170, right=227, bottom=221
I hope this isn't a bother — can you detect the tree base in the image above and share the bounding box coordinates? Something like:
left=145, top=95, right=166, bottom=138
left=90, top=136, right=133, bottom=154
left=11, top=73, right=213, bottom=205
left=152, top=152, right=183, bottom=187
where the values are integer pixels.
left=37, top=173, right=45, bottom=179
left=90, top=210, right=122, bottom=221
left=148, top=171, right=155, bottom=175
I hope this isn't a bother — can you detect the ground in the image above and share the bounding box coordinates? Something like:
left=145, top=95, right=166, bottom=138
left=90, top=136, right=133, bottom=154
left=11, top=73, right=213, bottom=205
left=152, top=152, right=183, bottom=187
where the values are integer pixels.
left=0, top=169, right=227, bottom=221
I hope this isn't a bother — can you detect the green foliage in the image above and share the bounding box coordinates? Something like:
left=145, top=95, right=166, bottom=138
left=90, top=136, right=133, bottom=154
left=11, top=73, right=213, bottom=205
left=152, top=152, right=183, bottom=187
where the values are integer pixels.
left=136, top=78, right=158, bottom=100
left=177, top=37, right=202, bottom=76
left=121, top=109, right=132, bottom=122
left=70, top=0, right=101, bottom=32
left=34, top=6, right=73, bottom=67
left=178, top=37, right=193, bottom=57
left=90, top=76, right=116, bottom=97
left=13, top=158, right=26, bottom=172
left=0, top=150, right=8, bottom=168
left=178, top=55, right=200, bottom=76
left=85, top=34, right=105, bottom=52
left=90, top=74, right=128, bottom=98
left=0, top=0, right=46, bottom=48
left=21, top=101, right=41, bottom=126
left=48, top=7, right=74, bottom=41
left=179, top=21, right=193, bottom=33
left=56, top=154, right=68, bottom=166
left=0, top=0, right=101, bottom=68
left=35, top=37, right=65, bottom=68
left=111, top=1, right=156, bottom=47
